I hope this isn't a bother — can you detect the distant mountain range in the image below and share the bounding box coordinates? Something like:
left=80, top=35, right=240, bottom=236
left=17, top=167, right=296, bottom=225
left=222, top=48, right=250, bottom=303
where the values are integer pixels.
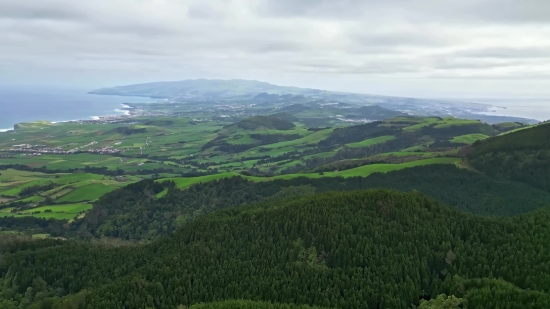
left=88, top=79, right=462, bottom=106
left=89, top=79, right=336, bottom=100
left=89, top=79, right=539, bottom=124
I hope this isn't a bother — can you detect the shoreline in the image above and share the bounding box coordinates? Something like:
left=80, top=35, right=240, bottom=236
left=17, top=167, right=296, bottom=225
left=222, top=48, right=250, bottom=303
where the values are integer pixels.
left=0, top=103, right=134, bottom=131
left=474, top=104, right=548, bottom=122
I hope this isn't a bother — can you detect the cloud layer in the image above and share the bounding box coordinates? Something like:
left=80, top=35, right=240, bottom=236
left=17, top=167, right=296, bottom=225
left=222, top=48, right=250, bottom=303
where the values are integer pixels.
left=1, top=0, right=550, bottom=97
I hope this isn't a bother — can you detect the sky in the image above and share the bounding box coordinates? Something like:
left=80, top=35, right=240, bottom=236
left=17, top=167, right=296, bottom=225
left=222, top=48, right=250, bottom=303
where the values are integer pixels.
left=1, top=0, right=550, bottom=99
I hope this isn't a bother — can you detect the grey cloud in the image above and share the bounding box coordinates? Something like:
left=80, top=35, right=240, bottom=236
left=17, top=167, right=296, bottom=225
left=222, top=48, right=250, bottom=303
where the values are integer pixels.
left=461, top=0, right=550, bottom=23
left=187, top=3, right=222, bottom=19
left=429, top=71, right=550, bottom=80
left=258, top=0, right=370, bottom=17
left=91, top=20, right=179, bottom=37
left=353, top=32, right=450, bottom=49
left=0, top=1, right=87, bottom=21
left=1, top=0, right=550, bottom=97
left=457, top=47, right=550, bottom=59
left=258, top=0, right=550, bottom=23
left=243, top=42, right=306, bottom=53
left=434, top=61, right=520, bottom=70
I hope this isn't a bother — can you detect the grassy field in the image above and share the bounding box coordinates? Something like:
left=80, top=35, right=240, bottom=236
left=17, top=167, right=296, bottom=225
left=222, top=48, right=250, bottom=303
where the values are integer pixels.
left=347, top=135, right=396, bottom=148
left=1, top=203, right=92, bottom=220
left=159, top=157, right=460, bottom=192
left=323, top=157, right=459, bottom=177
left=1, top=115, right=521, bottom=181
left=1, top=114, right=523, bottom=206
left=257, top=128, right=335, bottom=150
left=451, top=134, right=490, bottom=144
left=401, top=117, right=482, bottom=132
left=0, top=169, right=138, bottom=208
left=57, top=183, right=116, bottom=202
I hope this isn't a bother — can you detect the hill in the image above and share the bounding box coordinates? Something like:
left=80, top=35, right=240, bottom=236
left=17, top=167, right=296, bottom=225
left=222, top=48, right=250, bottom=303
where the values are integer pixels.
left=9, top=164, right=543, bottom=241
left=277, top=104, right=312, bottom=114
left=89, top=79, right=328, bottom=100
left=346, top=105, right=408, bottom=120
left=3, top=189, right=550, bottom=308
left=219, top=115, right=296, bottom=135
left=0, top=112, right=538, bottom=232
left=269, top=112, right=300, bottom=122
left=467, top=122, right=550, bottom=192
left=87, top=79, right=539, bottom=124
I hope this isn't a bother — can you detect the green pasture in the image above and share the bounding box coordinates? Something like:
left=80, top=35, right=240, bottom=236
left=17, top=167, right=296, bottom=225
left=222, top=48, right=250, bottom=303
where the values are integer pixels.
left=400, top=117, right=481, bottom=132
left=57, top=183, right=116, bottom=202
left=375, top=151, right=434, bottom=158
left=1, top=203, right=93, bottom=220
left=159, top=157, right=460, bottom=193
left=451, top=134, right=490, bottom=144
left=433, top=119, right=481, bottom=128
left=258, top=128, right=334, bottom=149
left=0, top=169, right=137, bottom=205
left=347, top=135, right=396, bottom=148
left=301, top=151, right=337, bottom=160
left=18, top=196, right=46, bottom=203
left=323, top=157, right=460, bottom=177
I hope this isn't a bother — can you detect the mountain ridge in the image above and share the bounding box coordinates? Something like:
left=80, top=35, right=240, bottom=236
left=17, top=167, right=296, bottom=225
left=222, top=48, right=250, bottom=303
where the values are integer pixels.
left=88, top=78, right=540, bottom=123
left=89, top=78, right=481, bottom=106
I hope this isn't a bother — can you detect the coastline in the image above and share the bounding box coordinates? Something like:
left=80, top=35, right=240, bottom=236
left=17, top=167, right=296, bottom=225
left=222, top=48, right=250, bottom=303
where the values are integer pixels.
left=471, top=100, right=550, bottom=122
left=0, top=88, right=158, bottom=132
left=58, top=104, right=135, bottom=124
left=0, top=103, right=134, bottom=132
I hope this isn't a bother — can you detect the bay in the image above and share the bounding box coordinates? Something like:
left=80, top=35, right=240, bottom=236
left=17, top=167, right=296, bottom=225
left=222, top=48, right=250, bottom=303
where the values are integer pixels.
left=0, top=86, right=155, bottom=131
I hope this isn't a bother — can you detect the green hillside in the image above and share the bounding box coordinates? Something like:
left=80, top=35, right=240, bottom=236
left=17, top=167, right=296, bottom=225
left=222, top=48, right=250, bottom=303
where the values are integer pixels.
left=1, top=113, right=549, bottom=309
left=56, top=164, right=550, bottom=242
left=218, top=115, right=296, bottom=135
left=346, top=105, right=408, bottom=120
left=277, top=104, right=311, bottom=114
left=0, top=115, right=539, bottom=226
left=3, top=189, right=550, bottom=308
left=269, top=112, right=300, bottom=122
left=468, top=122, right=550, bottom=192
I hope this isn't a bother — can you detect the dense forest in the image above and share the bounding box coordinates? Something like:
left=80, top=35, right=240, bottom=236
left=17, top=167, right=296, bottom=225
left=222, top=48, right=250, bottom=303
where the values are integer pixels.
left=2, top=190, right=550, bottom=308
left=6, top=164, right=548, bottom=241
left=468, top=122, right=550, bottom=193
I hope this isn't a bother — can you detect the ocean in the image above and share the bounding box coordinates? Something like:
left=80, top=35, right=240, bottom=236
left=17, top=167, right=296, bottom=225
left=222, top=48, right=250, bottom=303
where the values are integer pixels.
left=1, top=88, right=549, bottom=130
left=0, top=87, right=155, bottom=131
left=467, top=98, right=550, bottom=122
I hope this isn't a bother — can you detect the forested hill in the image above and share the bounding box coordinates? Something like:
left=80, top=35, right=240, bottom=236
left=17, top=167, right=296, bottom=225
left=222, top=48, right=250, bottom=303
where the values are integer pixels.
left=468, top=122, right=550, bottom=192
left=219, top=115, right=296, bottom=134
left=2, top=189, right=550, bottom=308
left=7, top=164, right=550, bottom=241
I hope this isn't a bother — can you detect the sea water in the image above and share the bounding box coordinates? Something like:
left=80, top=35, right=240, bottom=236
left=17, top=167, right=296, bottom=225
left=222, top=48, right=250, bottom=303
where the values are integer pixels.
left=0, top=86, right=155, bottom=131
left=469, top=98, right=550, bottom=122
left=2, top=87, right=549, bottom=130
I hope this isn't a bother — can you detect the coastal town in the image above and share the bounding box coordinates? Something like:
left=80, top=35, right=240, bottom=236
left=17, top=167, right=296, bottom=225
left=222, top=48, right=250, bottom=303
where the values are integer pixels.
left=2, top=142, right=123, bottom=155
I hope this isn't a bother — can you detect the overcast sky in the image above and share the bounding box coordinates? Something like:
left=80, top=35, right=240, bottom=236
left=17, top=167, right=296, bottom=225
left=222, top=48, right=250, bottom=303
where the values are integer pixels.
left=1, top=0, right=550, bottom=98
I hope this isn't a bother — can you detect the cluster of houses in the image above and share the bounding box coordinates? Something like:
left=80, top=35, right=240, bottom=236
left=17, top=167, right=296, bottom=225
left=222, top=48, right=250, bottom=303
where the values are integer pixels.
left=3, top=142, right=122, bottom=155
